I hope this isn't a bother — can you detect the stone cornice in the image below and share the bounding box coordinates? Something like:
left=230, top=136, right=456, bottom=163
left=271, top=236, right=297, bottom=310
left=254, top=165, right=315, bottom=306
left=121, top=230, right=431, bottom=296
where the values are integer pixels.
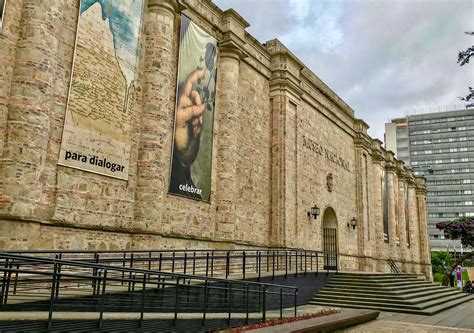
left=354, top=119, right=372, bottom=150
left=222, top=8, right=250, bottom=29
left=385, top=151, right=397, bottom=173
left=370, top=139, right=385, bottom=164
left=396, top=160, right=406, bottom=178
left=415, top=177, right=427, bottom=195
left=219, top=32, right=248, bottom=61
left=148, top=0, right=186, bottom=13
left=405, top=168, right=417, bottom=187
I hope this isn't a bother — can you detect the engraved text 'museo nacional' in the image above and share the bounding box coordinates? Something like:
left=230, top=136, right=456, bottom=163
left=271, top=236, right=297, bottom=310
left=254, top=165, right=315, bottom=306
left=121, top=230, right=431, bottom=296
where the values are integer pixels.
left=302, top=135, right=351, bottom=172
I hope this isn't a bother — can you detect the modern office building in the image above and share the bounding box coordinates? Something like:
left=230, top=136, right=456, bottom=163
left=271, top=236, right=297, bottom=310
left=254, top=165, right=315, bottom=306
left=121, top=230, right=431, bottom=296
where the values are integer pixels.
left=385, top=108, right=474, bottom=252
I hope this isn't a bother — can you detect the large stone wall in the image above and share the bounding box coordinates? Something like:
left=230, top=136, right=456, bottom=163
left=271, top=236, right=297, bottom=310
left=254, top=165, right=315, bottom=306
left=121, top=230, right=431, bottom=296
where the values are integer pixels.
left=0, top=0, right=431, bottom=277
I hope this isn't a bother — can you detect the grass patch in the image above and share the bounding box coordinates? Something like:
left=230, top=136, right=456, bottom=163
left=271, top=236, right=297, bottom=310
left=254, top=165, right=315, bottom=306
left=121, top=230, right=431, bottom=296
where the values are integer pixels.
left=433, top=273, right=444, bottom=283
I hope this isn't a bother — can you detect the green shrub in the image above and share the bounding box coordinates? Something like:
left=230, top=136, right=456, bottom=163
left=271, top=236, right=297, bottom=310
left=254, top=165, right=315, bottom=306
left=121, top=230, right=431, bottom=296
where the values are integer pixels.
left=431, top=252, right=452, bottom=274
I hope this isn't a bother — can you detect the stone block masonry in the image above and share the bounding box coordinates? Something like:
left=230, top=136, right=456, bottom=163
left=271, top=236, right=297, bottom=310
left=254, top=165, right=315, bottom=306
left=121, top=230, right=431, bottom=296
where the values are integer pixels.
left=0, top=0, right=431, bottom=278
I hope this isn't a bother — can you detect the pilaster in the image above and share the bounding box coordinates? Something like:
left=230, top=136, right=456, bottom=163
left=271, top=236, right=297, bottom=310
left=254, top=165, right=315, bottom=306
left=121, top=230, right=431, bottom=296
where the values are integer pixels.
left=214, top=43, right=244, bottom=239
left=214, top=11, right=248, bottom=240
left=135, top=0, right=185, bottom=228
left=354, top=119, right=371, bottom=270
left=415, top=176, right=431, bottom=279
left=0, top=0, right=61, bottom=218
left=396, top=161, right=408, bottom=271
left=370, top=139, right=385, bottom=271
left=266, top=39, right=304, bottom=247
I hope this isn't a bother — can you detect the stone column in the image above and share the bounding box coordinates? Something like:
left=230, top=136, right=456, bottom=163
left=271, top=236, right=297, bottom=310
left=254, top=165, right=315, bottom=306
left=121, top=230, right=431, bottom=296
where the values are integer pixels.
left=396, top=164, right=408, bottom=272
left=385, top=154, right=398, bottom=259
left=407, top=178, right=420, bottom=273
left=354, top=119, right=372, bottom=271
left=214, top=40, right=243, bottom=239
left=0, top=0, right=61, bottom=217
left=135, top=0, right=183, bottom=229
left=416, top=177, right=432, bottom=280
left=370, top=139, right=385, bottom=272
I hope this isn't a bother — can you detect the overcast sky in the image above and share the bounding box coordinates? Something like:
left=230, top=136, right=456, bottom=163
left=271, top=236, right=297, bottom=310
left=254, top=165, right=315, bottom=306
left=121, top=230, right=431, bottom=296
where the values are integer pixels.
left=213, top=0, right=474, bottom=141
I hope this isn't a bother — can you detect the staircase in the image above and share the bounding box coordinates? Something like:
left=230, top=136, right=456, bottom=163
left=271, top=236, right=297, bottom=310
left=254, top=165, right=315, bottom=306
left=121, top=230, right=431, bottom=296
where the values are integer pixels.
left=310, top=272, right=473, bottom=315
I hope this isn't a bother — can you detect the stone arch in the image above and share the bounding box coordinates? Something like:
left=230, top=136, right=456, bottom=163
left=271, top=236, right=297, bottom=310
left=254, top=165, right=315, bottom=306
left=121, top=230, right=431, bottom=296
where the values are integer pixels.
left=322, top=206, right=338, bottom=269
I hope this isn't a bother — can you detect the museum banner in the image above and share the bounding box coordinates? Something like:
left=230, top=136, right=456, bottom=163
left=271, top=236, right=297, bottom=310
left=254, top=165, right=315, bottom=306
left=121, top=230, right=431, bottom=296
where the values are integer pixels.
left=168, top=15, right=218, bottom=201
left=58, top=0, right=144, bottom=180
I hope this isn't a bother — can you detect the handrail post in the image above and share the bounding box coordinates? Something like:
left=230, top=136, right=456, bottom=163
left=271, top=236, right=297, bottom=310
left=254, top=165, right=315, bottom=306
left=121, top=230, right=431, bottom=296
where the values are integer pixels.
left=98, top=269, right=108, bottom=329
left=266, top=250, right=269, bottom=272
left=12, top=264, right=19, bottom=296
left=304, top=252, right=307, bottom=275
left=258, top=251, right=261, bottom=281
left=139, top=274, right=147, bottom=327
left=1, top=259, right=12, bottom=306
left=171, top=251, right=175, bottom=273
left=173, top=277, right=180, bottom=326
left=202, top=280, right=209, bottom=325
left=279, top=288, right=283, bottom=319
left=242, top=251, right=246, bottom=280
left=245, top=283, right=250, bottom=324
left=148, top=252, right=152, bottom=272
left=262, top=285, right=266, bottom=322
left=47, top=262, right=59, bottom=330
left=316, top=253, right=319, bottom=276
left=159, top=253, right=163, bottom=271
left=227, top=282, right=232, bottom=325
left=192, top=251, right=196, bottom=275
left=295, top=251, right=298, bottom=277
left=294, top=288, right=298, bottom=317
left=128, top=254, right=134, bottom=292
left=225, top=251, right=230, bottom=279
left=121, top=253, right=126, bottom=285
left=272, top=251, right=275, bottom=279
left=205, top=252, right=209, bottom=277
left=184, top=253, right=187, bottom=275
left=210, top=251, right=214, bottom=277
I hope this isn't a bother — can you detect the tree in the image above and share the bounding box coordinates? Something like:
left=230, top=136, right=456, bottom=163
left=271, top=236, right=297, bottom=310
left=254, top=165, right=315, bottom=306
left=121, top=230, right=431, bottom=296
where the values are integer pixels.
left=436, top=218, right=473, bottom=285
left=436, top=217, right=474, bottom=248
left=431, top=252, right=452, bottom=274
left=457, top=32, right=474, bottom=108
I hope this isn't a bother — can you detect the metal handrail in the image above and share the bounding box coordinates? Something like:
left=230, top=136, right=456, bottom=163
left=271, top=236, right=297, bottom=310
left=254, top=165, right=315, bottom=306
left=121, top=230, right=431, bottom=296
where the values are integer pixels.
left=0, top=252, right=298, bottom=330
left=4, top=248, right=338, bottom=280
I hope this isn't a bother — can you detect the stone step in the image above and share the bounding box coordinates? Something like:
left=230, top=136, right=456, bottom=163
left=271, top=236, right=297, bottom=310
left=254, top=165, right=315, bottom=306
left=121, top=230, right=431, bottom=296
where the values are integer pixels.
left=316, top=287, right=458, bottom=300
left=313, top=290, right=464, bottom=307
left=309, top=293, right=472, bottom=315
left=323, top=281, right=435, bottom=291
left=335, top=273, right=422, bottom=278
left=329, top=277, right=422, bottom=283
left=324, top=280, right=431, bottom=287
left=322, top=285, right=447, bottom=296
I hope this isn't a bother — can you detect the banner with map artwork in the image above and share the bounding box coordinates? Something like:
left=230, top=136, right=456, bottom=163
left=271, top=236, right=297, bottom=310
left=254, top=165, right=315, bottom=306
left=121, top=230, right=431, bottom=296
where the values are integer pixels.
left=168, top=15, right=218, bottom=201
left=58, top=0, right=144, bottom=180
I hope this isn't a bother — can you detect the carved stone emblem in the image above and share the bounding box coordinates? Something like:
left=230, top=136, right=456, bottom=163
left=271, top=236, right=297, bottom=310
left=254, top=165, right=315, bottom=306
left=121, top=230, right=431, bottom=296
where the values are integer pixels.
left=327, top=173, right=333, bottom=192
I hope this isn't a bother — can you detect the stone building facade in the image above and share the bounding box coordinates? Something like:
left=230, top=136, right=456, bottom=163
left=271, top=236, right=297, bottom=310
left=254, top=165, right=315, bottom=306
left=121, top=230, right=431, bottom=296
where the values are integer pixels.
left=0, top=0, right=431, bottom=278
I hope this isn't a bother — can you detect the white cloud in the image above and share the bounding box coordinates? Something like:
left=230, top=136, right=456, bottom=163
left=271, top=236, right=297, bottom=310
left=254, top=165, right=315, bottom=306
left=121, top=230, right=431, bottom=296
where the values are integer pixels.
left=213, top=0, right=474, bottom=140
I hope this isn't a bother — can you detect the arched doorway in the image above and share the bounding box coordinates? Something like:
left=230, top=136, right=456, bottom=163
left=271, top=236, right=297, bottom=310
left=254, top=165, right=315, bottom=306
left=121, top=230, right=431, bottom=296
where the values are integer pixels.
left=322, top=207, right=338, bottom=270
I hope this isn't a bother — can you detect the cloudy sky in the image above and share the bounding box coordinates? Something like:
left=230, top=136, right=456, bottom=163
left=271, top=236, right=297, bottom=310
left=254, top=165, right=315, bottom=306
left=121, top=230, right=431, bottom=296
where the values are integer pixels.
left=213, top=0, right=474, bottom=141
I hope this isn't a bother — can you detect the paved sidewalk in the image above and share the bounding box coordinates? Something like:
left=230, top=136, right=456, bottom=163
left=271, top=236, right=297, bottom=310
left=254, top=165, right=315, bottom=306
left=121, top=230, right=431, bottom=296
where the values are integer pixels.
left=343, top=298, right=474, bottom=332
left=342, top=320, right=474, bottom=332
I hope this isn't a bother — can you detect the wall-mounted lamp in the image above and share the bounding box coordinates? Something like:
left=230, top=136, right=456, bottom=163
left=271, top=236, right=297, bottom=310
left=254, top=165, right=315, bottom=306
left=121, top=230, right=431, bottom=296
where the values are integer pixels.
left=307, top=205, right=320, bottom=220
left=347, top=217, right=357, bottom=229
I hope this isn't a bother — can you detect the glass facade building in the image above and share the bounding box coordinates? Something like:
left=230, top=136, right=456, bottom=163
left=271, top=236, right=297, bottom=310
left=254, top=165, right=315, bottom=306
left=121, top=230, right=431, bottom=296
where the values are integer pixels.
left=385, top=108, right=474, bottom=252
